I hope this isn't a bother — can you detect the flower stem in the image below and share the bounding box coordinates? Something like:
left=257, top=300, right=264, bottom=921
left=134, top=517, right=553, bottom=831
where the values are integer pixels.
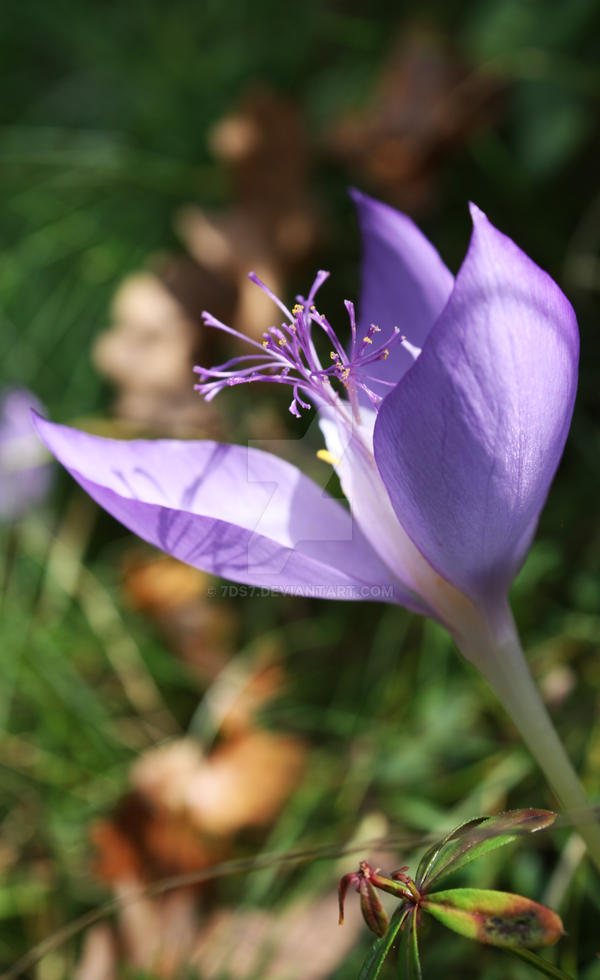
left=456, top=603, right=600, bottom=872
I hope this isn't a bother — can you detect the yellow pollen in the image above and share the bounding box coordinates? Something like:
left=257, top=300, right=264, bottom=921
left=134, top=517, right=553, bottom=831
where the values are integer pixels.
left=262, top=340, right=269, bottom=348
left=310, top=304, right=316, bottom=311
left=330, top=351, right=338, bottom=360
left=364, top=337, right=373, bottom=345
left=316, top=449, right=341, bottom=467
left=277, top=338, right=287, bottom=347
left=292, top=303, right=304, bottom=315
left=373, top=325, right=381, bottom=332
left=382, top=349, right=389, bottom=359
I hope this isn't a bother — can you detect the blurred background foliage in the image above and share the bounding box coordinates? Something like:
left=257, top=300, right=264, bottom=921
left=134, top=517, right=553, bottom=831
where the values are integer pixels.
left=1, top=0, right=600, bottom=976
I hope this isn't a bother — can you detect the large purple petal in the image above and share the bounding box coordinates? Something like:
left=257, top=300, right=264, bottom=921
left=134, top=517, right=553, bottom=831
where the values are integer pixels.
left=33, top=416, right=404, bottom=602
left=373, top=204, right=579, bottom=607
left=351, top=188, right=454, bottom=394
left=318, top=407, right=437, bottom=620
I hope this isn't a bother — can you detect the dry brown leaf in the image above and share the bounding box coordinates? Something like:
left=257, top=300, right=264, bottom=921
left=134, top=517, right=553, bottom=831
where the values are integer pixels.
left=267, top=891, right=364, bottom=980
left=159, top=252, right=236, bottom=330
left=83, top=730, right=353, bottom=978
left=91, top=814, right=146, bottom=882
left=208, top=87, right=317, bottom=254
left=92, top=272, right=221, bottom=436
left=94, top=274, right=195, bottom=393
left=97, top=85, right=322, bottom=428
left=184, top=730, right=306, bottom=835
left=92, top=785, right=227, bottom=886
left=328, top=25, right=502, bottom=212
left=193, top=907, right=272, bottom=979
left=116, top=883, right=199, bottom=976
left=192, top=890, right=364, bottom=980
left=75, top=889, right=197, bottom=979
left=121, top=551, right=210, bottom=615
left=176, top=87, right=321, bottom=341
left=76, top=884, right=362, bottom=979
left=132, top=731, right=306, bottom=838
left=217, top=658, right=286, bottom=738
left=161, top=598, right=237, bottom=681
left=119, top=547, right=238, bottom=681
left=74, top=923, right=118, bottom=980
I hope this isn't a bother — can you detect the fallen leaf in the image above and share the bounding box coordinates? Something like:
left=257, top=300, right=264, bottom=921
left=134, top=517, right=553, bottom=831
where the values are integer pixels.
left=93, top=273, right=221, bottom=437
left=74, top=923, right=117, bottom=980
left=132, top=731, right=307, bottom=837
left=121, top=551, right=210, bottom=615
left=192, top=890, right=364, bottom=979
left=92, top=786, right=225, bottom=885
left=177, top=86, right=321, bottom=341
left=116, top=882, right=200, bottom=976
left=120, top=546, right=238, bottom=681
left=328, top=25, right=502, bottom=212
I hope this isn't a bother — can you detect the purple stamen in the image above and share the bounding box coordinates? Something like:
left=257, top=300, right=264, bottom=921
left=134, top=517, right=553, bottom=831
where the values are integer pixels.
left=196, top=273, right=409, bottom=418
left=401, top=337, right=422, bottom=361
left=345, top=300, right=358, bottom=353
left=305, top=269, right=330, bottom=306
left=248, top=272, right=293, bottom=320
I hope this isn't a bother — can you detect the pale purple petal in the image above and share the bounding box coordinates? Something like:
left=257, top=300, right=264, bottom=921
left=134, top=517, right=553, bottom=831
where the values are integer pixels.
left=33, top=416, right=403, bottom=602
left=0, top=388, right=52, bottom=520
left=318, top=407, right=436, bottom=619
left=373, top=204, right=579, bottom=606
left=351, top=188, right=454, bottom=394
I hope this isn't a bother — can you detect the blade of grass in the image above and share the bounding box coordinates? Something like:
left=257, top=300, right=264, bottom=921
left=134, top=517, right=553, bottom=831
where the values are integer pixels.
left=507, top=947, right=575, bottom=980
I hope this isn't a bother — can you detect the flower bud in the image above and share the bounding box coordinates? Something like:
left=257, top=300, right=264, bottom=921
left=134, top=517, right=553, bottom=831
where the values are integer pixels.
left=359, top=877, right=389, bottom=937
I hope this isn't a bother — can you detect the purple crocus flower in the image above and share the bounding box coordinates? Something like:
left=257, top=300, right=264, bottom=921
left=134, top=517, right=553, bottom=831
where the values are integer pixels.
left=1, top=387, right=52, bottom=520
left=32, top=191, right=577, bottom=637
left=32, top=191, right=600, bottom=865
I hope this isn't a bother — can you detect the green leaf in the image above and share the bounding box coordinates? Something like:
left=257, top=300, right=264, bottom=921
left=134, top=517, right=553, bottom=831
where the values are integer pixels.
left=397, top=908, right=422, bottom=980
left=507, top=947, right=576, bottom=980
left=415, top=809, right=556, bottom=890
left=358, top=902, right=409, bottom=980
left=422, top=888, right=564, bottom=949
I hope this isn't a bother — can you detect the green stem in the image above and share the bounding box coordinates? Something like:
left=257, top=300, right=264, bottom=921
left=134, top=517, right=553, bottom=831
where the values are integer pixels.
left=507, top=946, right=575, bottom=980
left=456, top=602, right=600, bottom=872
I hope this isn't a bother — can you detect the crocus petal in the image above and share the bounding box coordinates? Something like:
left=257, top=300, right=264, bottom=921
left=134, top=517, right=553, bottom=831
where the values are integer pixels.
left=33, top=416, right=402, bottom=601
left=351, top=188, right=454, bottom=393
left=373, top=204, right=579, bottom=608
left=319, top=407, right=436, bottom=618
left=0, top=388, right=52, bottom=520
